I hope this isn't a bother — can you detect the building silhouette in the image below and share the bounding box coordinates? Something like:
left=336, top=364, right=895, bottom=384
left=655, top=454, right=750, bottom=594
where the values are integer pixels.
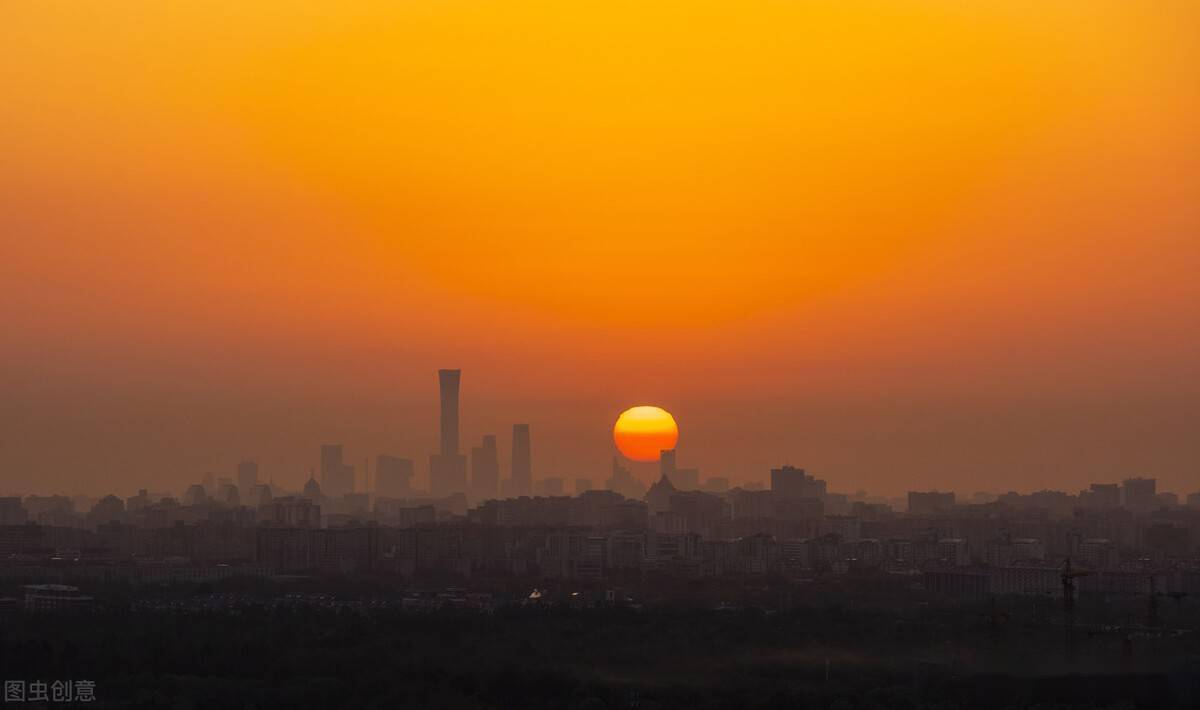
left=320, top=444, right=354, bottom=498
left=771, top=466, right=826, bottom=499
left=510, top=424, right=532, bottom=497
left=376, top=455, right=415, bottom=498
left=470, top=434, right=500, bottom=501
left=237, top=460, right=258, bottom=499
left=660, top=449, right=677, bottom=480
left=907, top=490, right=956, bottom=514
left=606, top=457, right=645, bottom=500
left=439, top=368, right=461, bottom=456
left=1122, top=477, right=1157, bottom=512
left=645, top=472, right=678, bottom=515
left=302, top=476, right=322, bottom=501
left=430, top=369, right=468, bottom=497
left=1086, top=482, right=1121, bottom=509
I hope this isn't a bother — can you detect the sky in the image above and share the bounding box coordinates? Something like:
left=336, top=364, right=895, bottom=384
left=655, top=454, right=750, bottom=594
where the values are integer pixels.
left=2, top=1, right=1198, bottom=497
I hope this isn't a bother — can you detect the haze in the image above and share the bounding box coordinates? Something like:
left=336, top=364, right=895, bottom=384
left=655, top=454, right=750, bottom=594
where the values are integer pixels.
left=2, top=1, right=1198, bottom=497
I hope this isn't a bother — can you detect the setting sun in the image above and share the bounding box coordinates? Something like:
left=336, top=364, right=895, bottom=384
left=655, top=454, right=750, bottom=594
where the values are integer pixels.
left=613, top=406, right=679, bottom=463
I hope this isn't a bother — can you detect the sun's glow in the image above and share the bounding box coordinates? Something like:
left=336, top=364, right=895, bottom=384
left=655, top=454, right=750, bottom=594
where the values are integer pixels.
left=613, top=406, right=679, bottom=462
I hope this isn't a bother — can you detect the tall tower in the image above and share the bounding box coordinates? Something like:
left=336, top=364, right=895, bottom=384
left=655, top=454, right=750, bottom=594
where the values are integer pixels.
left=320, top=444, right=353, bottom=497
left=237, top=460, right=259, bottom=500
left=470, top=434, right=500, bottom=501
left=659, top=449, right=677, bottom=481
left=511, top=423, right=532, bottom=496
left=430, top=369, right=467, bottom=496
left=376, top=455, right=414, bottom=498
left=320, top=444, right=343, bottom=483
left=438, top=369, right=461, bottom=456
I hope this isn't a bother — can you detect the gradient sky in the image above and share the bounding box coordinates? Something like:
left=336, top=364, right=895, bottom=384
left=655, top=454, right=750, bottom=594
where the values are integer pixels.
left=3, top=1, right=1198, bottom=497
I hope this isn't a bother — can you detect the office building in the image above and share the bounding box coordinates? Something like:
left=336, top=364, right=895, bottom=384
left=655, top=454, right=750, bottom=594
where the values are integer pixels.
left=1086, top=483, right=1120, bottom=509
left=320, top=444, right=355, bottom=498
left=660, top=449, right=676, bottom=480
left=1122, top=477, right=1157, bottom=512
left=0, top=498, right=27, bottom=526
left=430, top=369, right=468, bottom=496
left=510, top=423, right=532, bottom=497
left=606, top=457, right=645, bottom=500
left=771, top=466, right=826, bottom=499
left=470, top=435, right=500, bottom=500
left=376, top=455, right=415, bottom=498
left=237, top=460, right=258, bottom=501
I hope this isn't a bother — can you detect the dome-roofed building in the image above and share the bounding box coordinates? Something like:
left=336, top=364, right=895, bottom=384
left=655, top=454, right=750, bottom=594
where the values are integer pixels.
left=302, top=477, right=322, bottom=500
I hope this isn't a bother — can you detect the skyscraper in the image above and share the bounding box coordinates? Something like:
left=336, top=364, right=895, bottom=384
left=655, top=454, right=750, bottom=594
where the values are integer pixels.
left=511, top=423, right=532, bottom=496
left=470, top=434, right=499, bottom=501
left=659, top=449, right=677, bottom=481
left=376, top=454, right=414, bottom=498
left=237, top=460, right=258, bottom=499
left=1122, top=477, right=1157, bottom=512
left=430, top=369, right=468, bottom=496
left=438, top=369, right=460, bottom=457
left=771, top=465, right=827, bottom=499
left=320, top=444, right=354, bottom=498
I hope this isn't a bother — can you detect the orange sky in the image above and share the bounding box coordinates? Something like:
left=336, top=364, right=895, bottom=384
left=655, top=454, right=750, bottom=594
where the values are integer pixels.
left=2, top=1, right=1198, bottom=497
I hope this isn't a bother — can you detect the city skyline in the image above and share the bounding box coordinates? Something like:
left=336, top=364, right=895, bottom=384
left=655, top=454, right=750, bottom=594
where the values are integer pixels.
left=3, top=3, right=1197, bottom=707
left=4, top=2, right=1199, bottom=500
left=3, top=367, right=1194, bottom=510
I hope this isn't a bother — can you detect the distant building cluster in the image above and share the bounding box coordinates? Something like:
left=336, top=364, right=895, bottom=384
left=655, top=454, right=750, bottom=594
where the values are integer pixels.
left=2, top=370, right=1199, bottom=604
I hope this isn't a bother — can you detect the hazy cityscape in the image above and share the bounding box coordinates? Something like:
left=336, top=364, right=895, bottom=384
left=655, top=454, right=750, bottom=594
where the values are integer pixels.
left=6, top=2, right=1199, bottom=707
left=1, top=370, right=1198, bottom=707
left=4, top=370, right=1198, bottom=590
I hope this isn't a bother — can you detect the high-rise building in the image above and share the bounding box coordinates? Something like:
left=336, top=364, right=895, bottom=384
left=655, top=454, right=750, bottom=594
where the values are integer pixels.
left=217, top=482, right=240, bottom=507
left=511, top=424, right=532, bottom=496
left=606, top=457, right=645, bottom=500
left=574, top=478, right=593, bottom=495
left=237, top=460, right=259, bottom=501
left=1086, top=483, right=1120, bottom=509
left=470, top=434, right=500, bottom=501
left=430, top=369, right=468, bottom=496
left=659, top=449, right=677, bottom=480
left=0, top=497, right=27, bottom=526
left=376, top=455, right=415, bottom=498
left=184, top=484, right=209, bottom=507
left=320, top=445, right=353, bottom=497
left=320, top=445, right=341, bottom=477
left=438, top=369, right=461, bottom=457
left=771, top=466, right=827, bottom=499
left=1122, top=477, right=1157, bottom=512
